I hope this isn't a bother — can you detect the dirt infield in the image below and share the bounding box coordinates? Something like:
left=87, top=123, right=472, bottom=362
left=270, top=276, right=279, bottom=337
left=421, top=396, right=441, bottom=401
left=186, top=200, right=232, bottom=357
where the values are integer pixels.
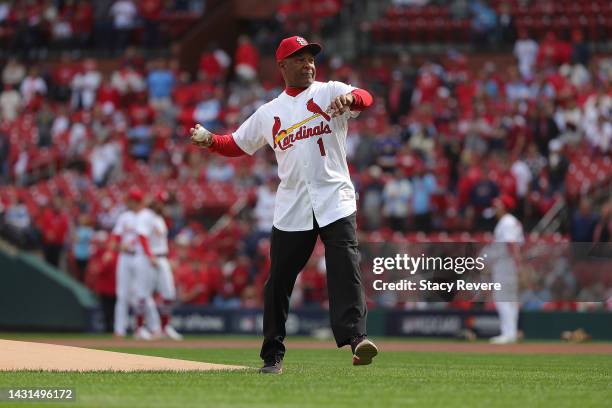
left=0, top=340, right=247, bottom=372
left=24, top=338, right=612, bottom=355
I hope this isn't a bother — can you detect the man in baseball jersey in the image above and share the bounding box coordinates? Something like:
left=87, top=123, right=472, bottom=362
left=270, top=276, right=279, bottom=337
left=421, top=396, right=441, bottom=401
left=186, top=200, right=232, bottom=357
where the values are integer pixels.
left=135, top=191, right=183, bottom=340
left=190, top=35, right=378, bottom=374
left=489, top=194, right=524, bottom=344
left=111, top=187, right=144, bottom=338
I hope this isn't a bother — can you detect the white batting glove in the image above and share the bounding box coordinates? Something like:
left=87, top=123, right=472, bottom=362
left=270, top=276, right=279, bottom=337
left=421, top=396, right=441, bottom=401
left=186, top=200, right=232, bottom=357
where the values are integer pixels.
left=189, top=123, right=214, bottom=148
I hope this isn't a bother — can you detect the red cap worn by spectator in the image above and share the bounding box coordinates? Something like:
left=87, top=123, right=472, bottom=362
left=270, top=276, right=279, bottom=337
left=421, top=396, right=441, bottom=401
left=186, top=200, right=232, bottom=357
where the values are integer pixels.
left=276, top=36, right=322, bottom=61
left=495, top=194, right=516, bottom=211
left=128, top=187, right=144, bottom=202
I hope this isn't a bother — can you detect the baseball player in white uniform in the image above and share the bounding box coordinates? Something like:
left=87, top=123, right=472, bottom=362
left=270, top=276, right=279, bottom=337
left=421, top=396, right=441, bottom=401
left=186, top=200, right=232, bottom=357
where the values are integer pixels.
left=111, top=187, right=144, bottom=337
left=134, top=191, right=182, bottom=340
left=190, top=36, right=378, bottom=374
left=489, top=194, right=524, bottom=344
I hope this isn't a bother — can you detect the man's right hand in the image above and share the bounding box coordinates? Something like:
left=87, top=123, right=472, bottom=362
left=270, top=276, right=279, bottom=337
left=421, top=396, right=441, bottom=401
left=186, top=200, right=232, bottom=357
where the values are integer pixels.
left=148, top=254, right=159, bottom=269
left=189, top=124, right=214, bottom=148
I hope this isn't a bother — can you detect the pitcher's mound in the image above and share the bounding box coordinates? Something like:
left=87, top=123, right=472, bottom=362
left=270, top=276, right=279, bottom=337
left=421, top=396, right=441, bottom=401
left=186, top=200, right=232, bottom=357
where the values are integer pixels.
left=0, top=340, right=247, bottom=372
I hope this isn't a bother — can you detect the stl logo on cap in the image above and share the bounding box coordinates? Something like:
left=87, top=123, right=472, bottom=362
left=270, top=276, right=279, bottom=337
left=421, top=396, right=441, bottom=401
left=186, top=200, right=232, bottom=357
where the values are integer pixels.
left=276, top=35, right=322, bottom=61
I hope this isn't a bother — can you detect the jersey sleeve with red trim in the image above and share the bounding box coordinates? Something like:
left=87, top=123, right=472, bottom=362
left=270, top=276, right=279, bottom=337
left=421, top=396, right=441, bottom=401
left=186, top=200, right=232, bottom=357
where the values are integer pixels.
left=350, top=88, right=373, bottom=111
left=138, top=234, right=153, bottom=257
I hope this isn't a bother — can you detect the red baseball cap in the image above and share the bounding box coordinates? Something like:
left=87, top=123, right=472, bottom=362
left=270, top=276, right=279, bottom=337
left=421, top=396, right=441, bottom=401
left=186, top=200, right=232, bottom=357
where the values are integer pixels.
left=276, top=36, right=322, bottom=62
left=494, top=194, right=516, bottom=211
left=127, top=187, right=144, bottom=202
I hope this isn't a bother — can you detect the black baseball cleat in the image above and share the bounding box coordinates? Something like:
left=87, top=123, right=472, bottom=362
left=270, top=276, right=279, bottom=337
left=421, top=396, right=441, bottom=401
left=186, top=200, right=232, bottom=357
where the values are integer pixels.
left=259, top=358, right=283, bottom=374
left=351, top=336, right=378, bottom=366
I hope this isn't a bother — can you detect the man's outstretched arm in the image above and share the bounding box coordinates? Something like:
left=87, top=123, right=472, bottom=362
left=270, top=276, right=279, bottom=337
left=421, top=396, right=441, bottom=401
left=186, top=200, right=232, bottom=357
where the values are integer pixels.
left=189, top=124, right=247, bottom=157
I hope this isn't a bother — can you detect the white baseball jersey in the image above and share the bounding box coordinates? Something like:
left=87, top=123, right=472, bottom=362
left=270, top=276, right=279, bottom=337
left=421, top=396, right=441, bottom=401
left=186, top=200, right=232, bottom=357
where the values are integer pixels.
left=136, top=208, right=169, bottom=255
left=232, top=80, right=359, bottom=231
left=112, top=210, right=139, bottom=252
left=491, top=213, right=524, bottom=290
left=494, top=214, right=524, bottom=243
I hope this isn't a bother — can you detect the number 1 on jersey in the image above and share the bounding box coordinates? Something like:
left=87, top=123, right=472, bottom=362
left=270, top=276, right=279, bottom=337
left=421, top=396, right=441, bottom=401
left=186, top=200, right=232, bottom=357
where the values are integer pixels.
left=317, top=138, right=326, bottom=156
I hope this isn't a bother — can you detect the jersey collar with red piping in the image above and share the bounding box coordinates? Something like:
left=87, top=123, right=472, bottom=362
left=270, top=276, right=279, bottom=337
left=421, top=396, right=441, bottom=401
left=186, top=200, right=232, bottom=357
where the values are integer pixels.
left=285, top=86, right=308, bottom=97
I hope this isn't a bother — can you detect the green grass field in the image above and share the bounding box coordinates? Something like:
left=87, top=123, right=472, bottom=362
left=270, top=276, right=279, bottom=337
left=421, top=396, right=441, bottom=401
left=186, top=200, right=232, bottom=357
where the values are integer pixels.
left=1, top=345, right=610, bottom=408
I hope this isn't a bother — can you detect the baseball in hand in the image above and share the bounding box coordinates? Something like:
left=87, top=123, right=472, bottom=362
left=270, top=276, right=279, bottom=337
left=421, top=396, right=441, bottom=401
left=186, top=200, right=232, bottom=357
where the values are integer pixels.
left=328, top=92, right=354, bottom=117
left=189, top=124, right=213, bottom=147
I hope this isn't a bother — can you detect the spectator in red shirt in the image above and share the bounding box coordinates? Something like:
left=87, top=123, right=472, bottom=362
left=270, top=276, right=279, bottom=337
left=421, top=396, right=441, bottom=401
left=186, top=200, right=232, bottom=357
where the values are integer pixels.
left=537, top=31, right=570, bottom=67
left=128, top=92, right=156, bottom=125
left=37, top=196, right=71, bottom=267
left=234, top=35, right=259, bottom=82
left=174, top=72, right=213, bottom=109
left=96, top=75, right=121, bottom=114
left=89, top=237, right=117, bottom=332
left=298, top=256, right=327, bottom=306
left=176, top=259, right=210, bottom=305
left=50, top=53, right=77, bottom=102
left=495, top=160, right=518, bottom=199
left=414, top=62, right=441, bottom=106
left=231, top=255, right=251, bottom=295
left=111, top=62, right=146, bottom=106
left=198, top=44, right=231, bottom=81
left=213, top=255, right=249, bottom=309
left=455, top=73, right=477, bottom=115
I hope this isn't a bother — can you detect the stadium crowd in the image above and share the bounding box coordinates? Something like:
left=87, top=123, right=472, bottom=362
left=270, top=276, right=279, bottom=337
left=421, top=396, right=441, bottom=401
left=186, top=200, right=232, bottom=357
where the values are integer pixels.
left=0, top=0, right=203, bottom=56
left=371, top=0, right=612, bottom=47
left=0, top=0, right=610, bottom=313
